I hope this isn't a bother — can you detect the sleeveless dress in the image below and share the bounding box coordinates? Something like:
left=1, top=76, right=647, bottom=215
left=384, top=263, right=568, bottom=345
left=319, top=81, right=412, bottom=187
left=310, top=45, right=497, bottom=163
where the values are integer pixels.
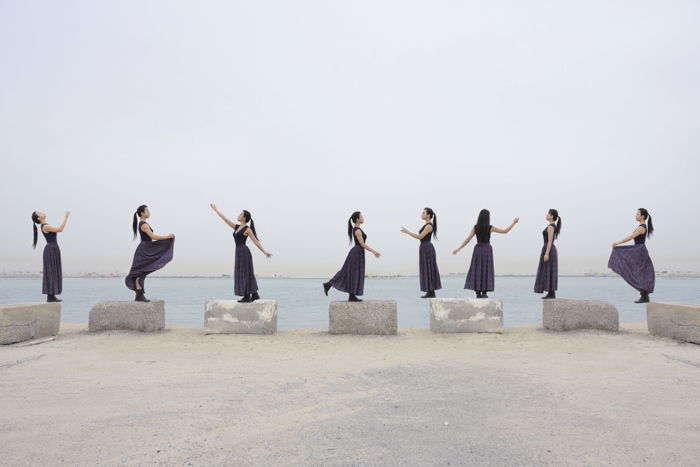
left=608, top=224, right=655, bottom=293
left=233, top=225, right=259, bottom=296
left=464, top=225, right=495, bottom=292
left=534, top=223, right=558, bottom=293
left=329, top=227, right=366, bottom=295
left=125, top=221, right=175, bottom=291
left=40, top=225, right=62, bottom=295
left=418, top=223, right=442, bottom=292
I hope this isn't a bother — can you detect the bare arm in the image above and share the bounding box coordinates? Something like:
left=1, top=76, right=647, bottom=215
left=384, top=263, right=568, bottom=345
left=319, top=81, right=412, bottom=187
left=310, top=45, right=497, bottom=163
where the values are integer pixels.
left=210, top=203, right=237, bottom=229
left=356, top=229, right=381, bottom=258
left=491, top=217, right=520, bottom=234
left=400, top=224, right=432, bottom=240
left=452, top=228, right=475, bottom=255
left=245, top=229, right=272, bottom=258
left=141, top=223, right=174, bottom=241
left=612, top=226, right=645, bottom=248
left=544, top=225, right=554, bottom=262
left=42, top=211, right=71, bottom=233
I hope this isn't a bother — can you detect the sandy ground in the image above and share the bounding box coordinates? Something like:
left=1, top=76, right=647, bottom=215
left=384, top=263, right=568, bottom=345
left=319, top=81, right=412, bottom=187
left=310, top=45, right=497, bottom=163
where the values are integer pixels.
left=1, top=323, right=700, bottom=466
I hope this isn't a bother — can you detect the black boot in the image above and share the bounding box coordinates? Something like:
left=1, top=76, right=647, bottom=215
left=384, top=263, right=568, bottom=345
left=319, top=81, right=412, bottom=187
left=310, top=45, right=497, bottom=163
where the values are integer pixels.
left=421, top=291, right=436, bottom=298
left=47, top=294, right=62, bottom=303
left=481, top=292, right=489, bottom=299
left=349, top=293, right=362, bottom=302
left=238, top=294, right=253, bottom=303
left=634, top=291, right=650, bottom=304
left=475, top=291, right=482, bottom=299
left=251, top=292, right=260, bottom=301
left=135, top=290, right=150, bottom=302
left=543, top=291, right=556, bottom=299
left=323, top=282, right=332, bottom=296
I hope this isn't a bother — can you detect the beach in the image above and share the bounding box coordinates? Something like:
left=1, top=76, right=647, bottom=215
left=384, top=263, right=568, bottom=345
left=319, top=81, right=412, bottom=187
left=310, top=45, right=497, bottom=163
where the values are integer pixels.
left=2, top=323, right=699, bottom=465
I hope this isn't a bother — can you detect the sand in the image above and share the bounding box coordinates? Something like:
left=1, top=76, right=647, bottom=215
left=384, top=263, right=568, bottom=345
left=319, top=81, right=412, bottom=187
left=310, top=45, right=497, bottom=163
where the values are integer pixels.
left=1, top=323, right=700, bottom=466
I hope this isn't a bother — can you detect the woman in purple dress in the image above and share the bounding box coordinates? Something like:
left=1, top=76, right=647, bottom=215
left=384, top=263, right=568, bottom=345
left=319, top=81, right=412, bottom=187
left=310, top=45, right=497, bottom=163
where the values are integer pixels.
left=608, top=208, right=655, bottom=303
left=401, top=207, right=442, bottom=298
left=31, top=210, right=70, bottom=302
left=534, top=209, right=562, bottom=299
left=453, top=209, right=519, bottom=298
left=323, top=211, right=381, bottom=302
left=211, top=204, right=272, bottom=303
left=125, top=205, right=175, bottom=302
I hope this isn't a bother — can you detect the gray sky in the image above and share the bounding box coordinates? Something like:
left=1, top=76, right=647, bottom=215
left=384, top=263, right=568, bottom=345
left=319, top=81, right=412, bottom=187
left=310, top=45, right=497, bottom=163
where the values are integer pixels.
left=1, top=0, right=698, bottom=277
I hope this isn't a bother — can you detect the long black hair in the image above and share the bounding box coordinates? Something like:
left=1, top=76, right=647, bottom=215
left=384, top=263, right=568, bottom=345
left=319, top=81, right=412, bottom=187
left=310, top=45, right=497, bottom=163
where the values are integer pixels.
left=424, top=207, right=437, bottom=240
left=638, top=208, right=654, bottom=237
left=475, top=209, right=490, bottom=239
left=31, top=211, right=41, bottom=249
left=548, top=208, right=562, bottom=239
left=242, top=210, right=258, bottom=238
left=132, top=205, right=147, bottom=239
left=348, top=211, right=361, bottom=242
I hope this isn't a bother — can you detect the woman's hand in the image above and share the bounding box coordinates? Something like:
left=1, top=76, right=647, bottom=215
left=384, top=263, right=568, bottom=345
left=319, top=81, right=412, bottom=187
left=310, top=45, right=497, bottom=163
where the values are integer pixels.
left=452, top=248, right=460, bottom=255
left=210, top=203, right=218, bottom=212
left=373, top=251, right=381, bottom=258
left=168, top=233, right=175, bottom=239
left=513, top=217, right=520, bottom=224
left=544, top=254, right=549, bottom=262
left=400, top=227, right=409, bottom=234
left=264, top=252, right=272, bottom=258
left=611, top=242, right=617, bottom=248
left=64, top=211, right=71, bottom=218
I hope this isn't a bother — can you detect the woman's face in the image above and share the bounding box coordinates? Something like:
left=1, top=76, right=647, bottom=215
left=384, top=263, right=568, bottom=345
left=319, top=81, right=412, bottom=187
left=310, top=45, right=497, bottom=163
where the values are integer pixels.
left=36, top=211, right=46, bottom=222
left=546, top=211, right=553, bottom=222
left=635, top=210, right=643, bottom=222
left=422, top=209, right=429, bottom=221
left=358, top=213, right=364, bottom=224
left=237, top=212, right=245, bottom=223
left=142, top=207, right=151, bottom=219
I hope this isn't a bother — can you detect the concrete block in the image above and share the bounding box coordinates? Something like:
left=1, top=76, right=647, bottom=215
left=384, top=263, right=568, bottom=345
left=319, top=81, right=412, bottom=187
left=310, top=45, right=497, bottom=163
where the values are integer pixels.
left=329, top=300, right=397, bottom=335
left=430, top=298, right=503, bottom=333
left=647, top=302, right=700, bottom=344
left=543, top=299, right=619, bottom=332
left=89, top=301, right=165, bottom=332
left=0, top=303, right=61, bottom=345
left=204, top=300, right=277, bottom=334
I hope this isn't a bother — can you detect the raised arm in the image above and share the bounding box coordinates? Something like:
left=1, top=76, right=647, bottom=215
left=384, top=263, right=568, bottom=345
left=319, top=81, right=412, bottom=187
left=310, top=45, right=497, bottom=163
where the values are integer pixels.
left=356, top=229, right=381, bottom=258
left=452, top=227, right=475, bottom=255
left=544, top=225, right=554, bottom=262
left=400, top=224, right=432, bottom=240
left=492, top=217, right=520, bottom=234
left=42, top=211, right=71, bottom=233
left=612, top=226, right=645, bottom=248
left=210, top=203, right=237, bottom=229
left=141, top=223, right=174, bottom=241
left=245, top=229, right=272, bottom=258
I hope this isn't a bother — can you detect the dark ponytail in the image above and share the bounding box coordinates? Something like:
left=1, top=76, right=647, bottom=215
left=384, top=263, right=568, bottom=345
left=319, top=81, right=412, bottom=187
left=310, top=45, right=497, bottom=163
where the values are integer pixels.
left=31, top=211, right=40, bottom=249
left=133, top=205, right=147, bottom=239
left=475, top=209, right=490, bottom=239
left=242, top=210, right=258, bottom=239
left=348, top=211, right=361, bottom=243
left=424, top=207, right=437, bottom=240
left=639, top=208, right=653, bottom=237
left=549, top=209, right=562, bottom=239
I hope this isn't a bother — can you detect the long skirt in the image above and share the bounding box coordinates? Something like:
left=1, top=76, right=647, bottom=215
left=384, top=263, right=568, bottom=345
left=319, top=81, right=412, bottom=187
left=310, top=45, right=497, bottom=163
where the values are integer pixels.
left=42, top=243, right=62, bottom=295
left=419, top=242, right=442, bottom=292
left=234, top=244, right=259, bottom=296
left=464, top=243, right=495, bottom=292
left=608, top=244, right=655, bottom=293
left=329, top=245, right=366, bottom=295
left=534, top=244, right=558, bottom=293
left=125, top=238, right=175, bottom=291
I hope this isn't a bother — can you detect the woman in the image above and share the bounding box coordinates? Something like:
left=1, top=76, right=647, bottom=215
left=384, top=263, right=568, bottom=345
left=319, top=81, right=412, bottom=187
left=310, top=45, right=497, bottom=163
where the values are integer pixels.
left=453, top=209, right=519, bottom=298
left=31, top=210, right=70, bottom=302
left=534, top=209, right=562, bottom=299
left=125, top=205, right=175, bottom=302
left=210, top=204, right=272, bottom=303
left=401, top=207, right=442, bottom=298
left=608, top=208, right=655, bottom=303
left=323, top=211, right=381, bottom=302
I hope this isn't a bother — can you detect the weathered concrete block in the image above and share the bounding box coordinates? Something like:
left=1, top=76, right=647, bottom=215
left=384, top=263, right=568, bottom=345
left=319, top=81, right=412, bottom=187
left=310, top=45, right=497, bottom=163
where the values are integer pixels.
left=647, top=302, right=700, bottom=345
left=89, top=301, right=165, bottom=332
left=329, top=300, right=397, bottom=335
left=543, top=299, right=619, bottom=332
left=204, top=300, right=277, bottom=334
left=0, top=303, right=61, bottom=345
left=430, top=298, right=503, bottom=333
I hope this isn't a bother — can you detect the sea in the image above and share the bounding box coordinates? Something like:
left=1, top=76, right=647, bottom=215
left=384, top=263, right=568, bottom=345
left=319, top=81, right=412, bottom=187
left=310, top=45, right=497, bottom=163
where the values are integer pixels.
left=1, top=276, right=698, bottom=330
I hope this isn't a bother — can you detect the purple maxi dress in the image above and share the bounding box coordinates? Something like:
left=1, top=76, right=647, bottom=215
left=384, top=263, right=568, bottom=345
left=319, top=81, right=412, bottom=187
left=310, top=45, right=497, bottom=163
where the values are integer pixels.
left=464, top=225, right=495, bottom=292
left=534, top=223, right=558, bottom=293
left=418, top=223, right=442, bottom=292
left=40, top=225, right=62, bottom=296
left=329, top=227, right=366, bottom=295
left=125, top=221, right=174, bottom=291
left=608, top=223, right=655, bottom=293
left=233, top=225, right=259, bottom=296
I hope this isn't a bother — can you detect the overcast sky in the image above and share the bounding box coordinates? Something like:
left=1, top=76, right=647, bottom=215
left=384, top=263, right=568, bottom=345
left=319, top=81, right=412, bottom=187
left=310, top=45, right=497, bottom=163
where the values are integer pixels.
left=1, top=1, right=698, bottom=277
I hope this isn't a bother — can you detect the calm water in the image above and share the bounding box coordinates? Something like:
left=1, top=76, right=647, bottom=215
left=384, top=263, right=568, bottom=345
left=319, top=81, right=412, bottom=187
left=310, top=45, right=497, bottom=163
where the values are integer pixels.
left=1, top=276, right=698, bottom=329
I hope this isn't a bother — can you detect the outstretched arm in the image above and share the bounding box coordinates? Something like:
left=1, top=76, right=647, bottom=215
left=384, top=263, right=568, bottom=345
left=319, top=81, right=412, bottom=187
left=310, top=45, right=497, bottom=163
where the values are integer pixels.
left=612, top=226, right=645, bottom=248
left=245, top=229, right=272, bottom=258
left=356, top=229, right=381, bottom=258
left=210, top=203, right=237, bottom=229
left=492, top=217, right=520, bottom=234
left=400, top=224, right=432, bottom=240
left=452, top=228, right=475, bottom=255
left=141, top=223, right=175, bottom=241
left=42, top=211, right=71, bottom=233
